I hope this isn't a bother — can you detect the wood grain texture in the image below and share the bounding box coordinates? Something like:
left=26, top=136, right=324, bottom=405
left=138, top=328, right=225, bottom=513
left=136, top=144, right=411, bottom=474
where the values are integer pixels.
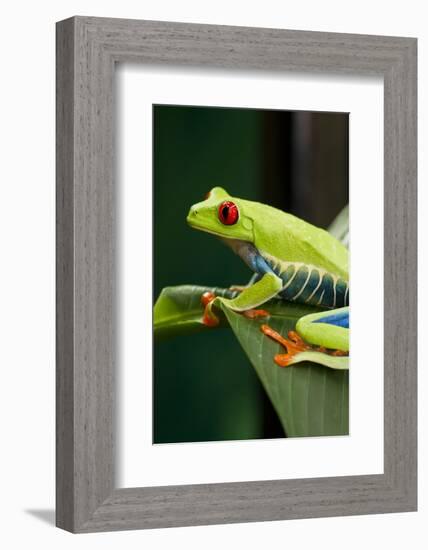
left=56, top=16, right=417, bottom=533
left=56, top=17, right=75, bottom=532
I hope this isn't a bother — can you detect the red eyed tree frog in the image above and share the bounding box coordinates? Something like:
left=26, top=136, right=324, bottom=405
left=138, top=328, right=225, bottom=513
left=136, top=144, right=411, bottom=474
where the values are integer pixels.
left=186, top=187, right=349, bottom=369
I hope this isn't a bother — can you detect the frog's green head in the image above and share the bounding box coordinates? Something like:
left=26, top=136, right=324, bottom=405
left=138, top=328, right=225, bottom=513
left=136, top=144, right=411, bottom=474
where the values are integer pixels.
left=187, top=187, right=254, bottom=242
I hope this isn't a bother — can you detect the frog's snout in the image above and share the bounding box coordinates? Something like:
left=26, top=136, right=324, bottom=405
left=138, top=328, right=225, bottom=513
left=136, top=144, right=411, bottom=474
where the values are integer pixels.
left=186, top=206, right=198, bottom=225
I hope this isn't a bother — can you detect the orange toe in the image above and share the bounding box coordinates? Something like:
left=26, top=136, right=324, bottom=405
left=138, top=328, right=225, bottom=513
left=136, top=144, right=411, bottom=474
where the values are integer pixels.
left=261, top=324, right=312, bottom=367
left=273, top=353, right=294, bottom=367
left=242, top=308, right=270, bottom=320
left=261, top=325, right=311, bottom=354
left=202, top=309, right=219, bottom=327
left=201, top=291, right=216, bottom=307
left=201, top=292, right=219, bottom=326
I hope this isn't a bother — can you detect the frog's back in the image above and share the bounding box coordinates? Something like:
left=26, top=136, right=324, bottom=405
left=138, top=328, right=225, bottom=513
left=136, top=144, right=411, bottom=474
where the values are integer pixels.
left=246, top=200, right=348, bottom=280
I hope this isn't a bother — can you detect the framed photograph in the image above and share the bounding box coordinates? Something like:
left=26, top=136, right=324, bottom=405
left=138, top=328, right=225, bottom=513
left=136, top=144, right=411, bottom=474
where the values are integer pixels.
left=56, top=16, right=417, bottom=532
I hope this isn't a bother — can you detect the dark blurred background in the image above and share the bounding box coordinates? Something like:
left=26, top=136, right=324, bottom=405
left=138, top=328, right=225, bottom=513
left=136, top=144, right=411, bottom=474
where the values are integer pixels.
left=153, top=105, right=348, bottom=444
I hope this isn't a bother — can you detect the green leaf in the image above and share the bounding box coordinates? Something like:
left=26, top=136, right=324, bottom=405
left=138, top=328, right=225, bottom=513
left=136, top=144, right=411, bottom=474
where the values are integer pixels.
left=328, top=204, right=349, bottom=248
left=154, top=286, right=348, bottom=436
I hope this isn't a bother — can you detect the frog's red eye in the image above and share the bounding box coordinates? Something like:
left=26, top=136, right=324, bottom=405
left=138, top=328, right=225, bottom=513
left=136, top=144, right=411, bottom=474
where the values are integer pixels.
left=218, top=201, right=239, bottom=225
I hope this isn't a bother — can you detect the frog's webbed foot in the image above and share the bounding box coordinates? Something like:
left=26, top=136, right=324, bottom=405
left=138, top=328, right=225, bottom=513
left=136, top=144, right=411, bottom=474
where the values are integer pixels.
left=242, top=308, right=270, bottom=320
left=201, top=291, right=220, bottom=326
left=261, top=325, right=312, bottom=367
left=260, top=324, right=348, bottom=367
left=200, top=291, right=270, bottom=327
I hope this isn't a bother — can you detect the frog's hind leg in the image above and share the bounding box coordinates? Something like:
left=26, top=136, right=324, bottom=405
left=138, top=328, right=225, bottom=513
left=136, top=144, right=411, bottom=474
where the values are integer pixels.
left=261, top=307, right=349, bottom=367
left=296, top=307, right=349, bottom=352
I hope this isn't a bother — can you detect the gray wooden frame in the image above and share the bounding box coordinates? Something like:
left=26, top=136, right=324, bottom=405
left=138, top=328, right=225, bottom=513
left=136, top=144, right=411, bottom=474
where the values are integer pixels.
left=56, top=16, right=417, bottom=533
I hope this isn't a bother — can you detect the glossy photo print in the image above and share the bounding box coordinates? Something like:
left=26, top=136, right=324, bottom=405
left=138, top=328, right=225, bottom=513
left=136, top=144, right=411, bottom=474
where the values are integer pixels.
left=153, top=105, right=349, bottom=444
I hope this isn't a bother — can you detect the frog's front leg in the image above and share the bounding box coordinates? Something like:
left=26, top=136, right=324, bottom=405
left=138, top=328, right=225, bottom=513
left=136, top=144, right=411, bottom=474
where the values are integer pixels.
left=202, top=272, right=282, bottom=326
left=261, top=307, right=349, bottom=368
